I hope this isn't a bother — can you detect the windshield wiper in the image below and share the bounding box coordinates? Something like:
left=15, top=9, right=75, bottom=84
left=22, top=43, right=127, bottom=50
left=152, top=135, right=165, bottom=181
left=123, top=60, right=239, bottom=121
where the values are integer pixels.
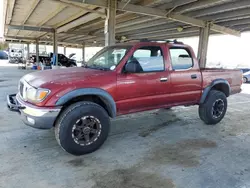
left=83, top=64, right=110, bottom=71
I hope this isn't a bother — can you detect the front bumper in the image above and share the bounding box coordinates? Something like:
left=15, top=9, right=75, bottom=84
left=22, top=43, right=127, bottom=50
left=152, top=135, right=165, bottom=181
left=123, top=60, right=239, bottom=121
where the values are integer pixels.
left=7, top=94, right=61, bottom=129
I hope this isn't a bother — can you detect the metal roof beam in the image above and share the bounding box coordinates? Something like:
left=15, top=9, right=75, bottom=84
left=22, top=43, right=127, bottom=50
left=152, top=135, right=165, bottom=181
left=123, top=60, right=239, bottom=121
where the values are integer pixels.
left=188, top=0, right=250, bottom=17
left=58, top=0, right=106, bottom=16
left=6, top=0, right=16, bottom=24
left=116, top=19, right=168, bottom=33
left=68, top=0, right=240, bottom=36
left=65, top=0, right=163, bottom=34
left=218, top=17, right=250, bottom=27
left=115, top=16, right=157, bottom=29
left=149, top=30, right=217, bottom=40
left=161, top=0, right=197, bottom=10
left=37, top=4, right=67, bottom=26
left=5, top=35, right=93, bottom=47
left=172, top=0, right=232, bottom=14
left=117, top=22, right=181, bottom=36
left=232, top=24, right=250, bottom=31
left=7, top=25, right=54, bottom=32
left=56, top=9, right=105, bottom=33
left=128, top=27, right=198, bottom=39
left=199, top=8, right=250, bottom=22
left=62, top=35, right=86, bottom=42
left=5, top=35, right=37, bottom=41
left=22, top=0, right=41, bottom=24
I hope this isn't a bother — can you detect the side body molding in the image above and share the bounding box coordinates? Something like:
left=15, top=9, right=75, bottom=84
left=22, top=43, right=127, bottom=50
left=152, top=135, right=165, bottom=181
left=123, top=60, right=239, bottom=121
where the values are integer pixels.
left=56, top=88, right=116, bottom=118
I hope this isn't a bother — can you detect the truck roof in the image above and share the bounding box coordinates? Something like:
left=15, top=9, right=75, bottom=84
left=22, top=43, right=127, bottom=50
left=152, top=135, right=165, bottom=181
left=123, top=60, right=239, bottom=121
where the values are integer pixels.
left=110, top=39, right=191, bottom=49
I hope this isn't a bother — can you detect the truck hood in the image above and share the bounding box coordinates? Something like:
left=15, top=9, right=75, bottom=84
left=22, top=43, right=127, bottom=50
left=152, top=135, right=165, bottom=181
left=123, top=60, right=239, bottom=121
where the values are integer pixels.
left=23, top=67, right=107, bottom=88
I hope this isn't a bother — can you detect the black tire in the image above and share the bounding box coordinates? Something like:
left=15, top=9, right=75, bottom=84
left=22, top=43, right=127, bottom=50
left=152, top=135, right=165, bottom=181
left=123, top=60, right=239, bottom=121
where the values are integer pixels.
left=199, top=90, right=227, bottom=125
left=70, top=62, right=77, bottom=67
left=55, top=101, right=110, bottom=155
left=243, top=77, right=248, bottom=83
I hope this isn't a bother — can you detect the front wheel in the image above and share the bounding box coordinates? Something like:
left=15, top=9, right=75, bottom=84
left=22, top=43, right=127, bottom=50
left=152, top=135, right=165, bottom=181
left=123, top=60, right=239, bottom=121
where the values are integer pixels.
left=199, top=90, right=227, bottom=125
left=55, top=101, right=110, bottom=155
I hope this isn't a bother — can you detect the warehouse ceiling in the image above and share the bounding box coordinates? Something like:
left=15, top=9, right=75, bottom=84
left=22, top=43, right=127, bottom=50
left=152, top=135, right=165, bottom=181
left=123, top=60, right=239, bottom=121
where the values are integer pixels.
left=3, top=0, right=250, bottom=47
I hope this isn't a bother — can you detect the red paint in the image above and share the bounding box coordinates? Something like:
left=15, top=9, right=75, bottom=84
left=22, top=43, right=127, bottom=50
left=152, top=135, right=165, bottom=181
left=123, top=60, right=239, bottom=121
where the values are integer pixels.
left=22, top=41, right=242, bottom=115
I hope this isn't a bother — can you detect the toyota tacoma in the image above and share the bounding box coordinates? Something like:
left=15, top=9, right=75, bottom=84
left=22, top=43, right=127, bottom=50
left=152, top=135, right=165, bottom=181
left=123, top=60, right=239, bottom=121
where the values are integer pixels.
left=7, top=40, right=242, bottom=155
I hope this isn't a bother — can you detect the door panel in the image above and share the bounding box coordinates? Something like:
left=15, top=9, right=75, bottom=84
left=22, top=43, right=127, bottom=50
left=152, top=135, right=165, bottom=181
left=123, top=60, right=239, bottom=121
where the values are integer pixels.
left=116, top=72, right=171, bottom=114
left=170, top=69, right=202, bottom=104
left=168, top=47, right=202, bottom=104
left=116, top=44, right=171, bottom=115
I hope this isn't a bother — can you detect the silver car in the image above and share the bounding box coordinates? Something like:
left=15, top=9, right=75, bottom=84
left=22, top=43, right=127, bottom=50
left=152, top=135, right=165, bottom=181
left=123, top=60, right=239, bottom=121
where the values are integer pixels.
left=243, top=71, right=250, bottom=83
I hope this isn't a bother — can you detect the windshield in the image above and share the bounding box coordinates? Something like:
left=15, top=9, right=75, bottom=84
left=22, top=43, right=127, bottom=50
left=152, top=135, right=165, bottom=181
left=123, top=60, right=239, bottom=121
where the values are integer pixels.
left=243, top=71, right=250, bottom=75
left=86, top=46, right=131, bottom=70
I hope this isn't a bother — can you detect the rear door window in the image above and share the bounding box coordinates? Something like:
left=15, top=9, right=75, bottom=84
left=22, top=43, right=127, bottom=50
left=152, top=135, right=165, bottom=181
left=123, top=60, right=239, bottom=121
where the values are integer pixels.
left=169, top=48, right=193, bottom=70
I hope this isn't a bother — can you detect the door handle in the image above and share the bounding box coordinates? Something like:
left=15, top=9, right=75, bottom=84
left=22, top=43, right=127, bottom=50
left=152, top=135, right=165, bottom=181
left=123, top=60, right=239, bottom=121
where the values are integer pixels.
left=191, top=74, right=197, bottom=79
left=160, top=77, right=168, bottom=82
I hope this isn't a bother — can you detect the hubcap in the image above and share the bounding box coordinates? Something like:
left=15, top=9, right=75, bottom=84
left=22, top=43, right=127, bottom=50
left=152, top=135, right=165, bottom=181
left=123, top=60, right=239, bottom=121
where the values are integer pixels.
left=72, top=116, right=101, bottom=146
left=212, top=99, right=225, bottom=119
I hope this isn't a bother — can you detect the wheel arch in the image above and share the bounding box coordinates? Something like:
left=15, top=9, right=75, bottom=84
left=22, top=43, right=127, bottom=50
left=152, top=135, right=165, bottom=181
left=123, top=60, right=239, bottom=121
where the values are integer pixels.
left=200, top=79, right=230, bottom=104
left=55, top=88, right=116, bottom=118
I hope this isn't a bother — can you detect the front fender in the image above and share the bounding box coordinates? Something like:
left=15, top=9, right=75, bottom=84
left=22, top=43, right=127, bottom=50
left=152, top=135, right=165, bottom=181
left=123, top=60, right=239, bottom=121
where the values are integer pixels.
left=56, top=88, right=116, bottom=117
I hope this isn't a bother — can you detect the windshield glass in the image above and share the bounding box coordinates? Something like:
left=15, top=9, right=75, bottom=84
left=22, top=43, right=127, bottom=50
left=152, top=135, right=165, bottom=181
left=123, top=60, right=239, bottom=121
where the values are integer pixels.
left=86, top=46, right=131, bottom=70
left=243, top=71, right=250, bottom=75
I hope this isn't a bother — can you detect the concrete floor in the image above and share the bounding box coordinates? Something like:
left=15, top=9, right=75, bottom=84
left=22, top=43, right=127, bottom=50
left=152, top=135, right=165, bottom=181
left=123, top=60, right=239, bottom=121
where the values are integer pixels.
left=1, top=64, right=250, bottom=188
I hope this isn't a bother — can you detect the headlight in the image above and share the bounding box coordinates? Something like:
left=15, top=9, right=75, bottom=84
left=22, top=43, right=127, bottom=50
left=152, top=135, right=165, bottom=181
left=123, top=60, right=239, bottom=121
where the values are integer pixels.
left=26, top=88, right=50, bottom=103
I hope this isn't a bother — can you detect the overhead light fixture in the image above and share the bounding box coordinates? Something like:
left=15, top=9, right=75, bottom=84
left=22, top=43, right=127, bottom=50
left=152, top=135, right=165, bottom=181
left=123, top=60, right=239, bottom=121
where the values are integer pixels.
left=177, top=26, right=183, bottom=32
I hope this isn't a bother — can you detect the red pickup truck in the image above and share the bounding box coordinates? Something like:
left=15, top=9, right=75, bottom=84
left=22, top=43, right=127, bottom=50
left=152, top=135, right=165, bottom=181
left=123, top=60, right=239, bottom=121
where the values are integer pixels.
left=7, top=40, right=242, bottom=155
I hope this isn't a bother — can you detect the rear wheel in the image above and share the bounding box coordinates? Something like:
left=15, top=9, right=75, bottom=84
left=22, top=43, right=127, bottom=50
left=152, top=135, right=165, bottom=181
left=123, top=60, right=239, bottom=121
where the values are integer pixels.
left=243, top=77, right=248, bottom=83
left=199, top=90, right=227, bottom=125
left=55, top=101, right=110, bottom=155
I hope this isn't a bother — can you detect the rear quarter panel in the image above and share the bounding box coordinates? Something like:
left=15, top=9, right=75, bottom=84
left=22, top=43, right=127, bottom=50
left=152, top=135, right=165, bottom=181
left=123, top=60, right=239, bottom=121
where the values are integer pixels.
left=201, top=68, right=242, bottom=94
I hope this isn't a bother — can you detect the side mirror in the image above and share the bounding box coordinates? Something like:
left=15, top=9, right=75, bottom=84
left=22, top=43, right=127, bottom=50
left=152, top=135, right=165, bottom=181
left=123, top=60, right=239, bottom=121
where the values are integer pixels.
left=124, top=60, right=140, bottom=73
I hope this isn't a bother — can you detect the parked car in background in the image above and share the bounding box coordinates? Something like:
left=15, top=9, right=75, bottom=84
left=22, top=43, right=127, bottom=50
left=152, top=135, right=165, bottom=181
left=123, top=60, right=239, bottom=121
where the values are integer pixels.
left=0, top=50, right=8, bottom=60
left=238, top=68, right=250, bottom=74
left=7, top=40, right=242, bottom=155
left=50, top=53, right=77, bottom=67
left=9, top=49, right=24, bottom=63
left=243, top=71, right=250, bottom=83
left=30, top=53, right=77, bottom=67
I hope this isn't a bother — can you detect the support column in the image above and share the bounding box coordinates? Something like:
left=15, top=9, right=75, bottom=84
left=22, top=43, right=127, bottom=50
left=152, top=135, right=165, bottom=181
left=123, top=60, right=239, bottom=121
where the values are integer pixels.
left=53, top=30, right=58, bottom=66
left=198, top=22, right=210, bottom=68
left=26, top=43, right=30, bottom=60
left=105, top=0, right=116, bottom=46
left=63, top=46, right=66, bottom=55
left=36, top=40, right=39, bottom=64
left=82, top=43, right=85, bottom=63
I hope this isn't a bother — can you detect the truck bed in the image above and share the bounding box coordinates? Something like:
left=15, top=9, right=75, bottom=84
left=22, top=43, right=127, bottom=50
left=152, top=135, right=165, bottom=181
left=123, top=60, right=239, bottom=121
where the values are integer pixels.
left=201, top=68, right=242, bottom=95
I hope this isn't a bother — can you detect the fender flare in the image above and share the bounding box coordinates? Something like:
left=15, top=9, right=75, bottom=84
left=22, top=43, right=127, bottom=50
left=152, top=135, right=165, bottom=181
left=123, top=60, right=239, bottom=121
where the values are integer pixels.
left=199, top=79, right=230, bottom=104
left=56, top=88, right=116, bottom=118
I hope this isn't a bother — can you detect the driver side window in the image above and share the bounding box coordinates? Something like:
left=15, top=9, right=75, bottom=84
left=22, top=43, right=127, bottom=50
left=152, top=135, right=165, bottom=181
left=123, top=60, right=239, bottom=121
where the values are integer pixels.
left=127, top=46, right=164, bottom=72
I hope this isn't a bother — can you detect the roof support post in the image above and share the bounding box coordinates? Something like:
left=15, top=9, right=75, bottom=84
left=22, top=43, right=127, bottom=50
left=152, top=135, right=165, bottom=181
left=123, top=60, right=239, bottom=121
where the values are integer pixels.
left=198, top=22, right=210, bottom=68
left=36, top=40, right=39, bottom=64
left=82, top=42, right=85, bottom=63
left=105, top=0, right=116, bottom=46
left=26, top=43, right=30, bottom=60
left=63, top=46, right=66, bottom=55
left=53, top=30, right=58, bottom=66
